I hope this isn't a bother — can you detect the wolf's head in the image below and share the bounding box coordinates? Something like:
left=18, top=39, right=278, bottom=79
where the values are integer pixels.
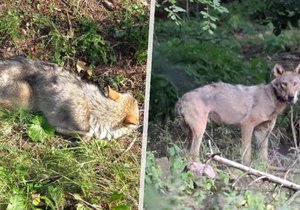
left=107, top=86, right=139, bottom=127
left=271, top=64, right=300, bottom=104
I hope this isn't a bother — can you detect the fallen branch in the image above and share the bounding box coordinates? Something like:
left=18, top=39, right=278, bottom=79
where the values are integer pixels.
left=208, top=154, right=300, bottom=191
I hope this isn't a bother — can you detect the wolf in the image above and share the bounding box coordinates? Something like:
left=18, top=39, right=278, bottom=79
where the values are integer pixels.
left=0, top=57, right=139, bottom=139
left=176, top=64, right=300, bottom=176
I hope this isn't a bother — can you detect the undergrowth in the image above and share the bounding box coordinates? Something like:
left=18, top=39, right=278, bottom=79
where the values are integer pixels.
left=144, top=147, right=300, bottom=210
left=147, top=0, right=300, bottom=209
left=150, top=5, right=300, bottom=121
left=145, top=121, right=300, bottom=210
left=0, top=109, right=141, bottom=209
left=0, top=0, right=149, bottom=67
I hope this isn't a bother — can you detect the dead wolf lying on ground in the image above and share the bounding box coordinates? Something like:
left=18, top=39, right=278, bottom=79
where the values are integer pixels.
left=0, top=57, right=139, bottom=139
left=176, top=64, right=300, bottom=177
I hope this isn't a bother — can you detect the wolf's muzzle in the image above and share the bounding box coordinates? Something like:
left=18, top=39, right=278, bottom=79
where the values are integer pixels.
left=288, top=95, right=294, bottom=103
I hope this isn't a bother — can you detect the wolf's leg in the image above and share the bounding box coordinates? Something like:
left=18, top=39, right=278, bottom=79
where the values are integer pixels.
left=188, top=129, right=205, bottom=163
left=185, top=110, right=216, bottom=177
left=241, top=125, right=254, bottom=165
left=187, top=112, right=208, bottom=163
left=254, top=119, right=276, bottom=162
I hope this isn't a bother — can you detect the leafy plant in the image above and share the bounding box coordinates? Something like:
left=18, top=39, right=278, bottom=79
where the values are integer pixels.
left=0, top=10, right=23, bottom=43
left=144, top=152, right=164, bottom=189
left=145, top=140, right=299, bottom=209
left=250, top=0, right=300, bottom=35
left=158, top=1, right=186, bottom=25
left=197, top=0, right=229, bottom=34
left=31, top=15, right=114, bottom=65
left=149, top=73, right=179, bottom=121
left=28, top=115, right=55, bottom=142
left=157, top=0, right=228, bottom=33
left=6, top=191, right=27, bottom=210
left=114, top=1, right=149, bottom=63
left=76, top=19, right=113, bottom=65
left=263, top=28, right=300, bottom=53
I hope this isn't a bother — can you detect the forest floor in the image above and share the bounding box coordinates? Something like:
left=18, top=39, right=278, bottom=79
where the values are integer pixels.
left=145, top=1, right=300, bottom=209
left=0, top=0, right=149, bottom=209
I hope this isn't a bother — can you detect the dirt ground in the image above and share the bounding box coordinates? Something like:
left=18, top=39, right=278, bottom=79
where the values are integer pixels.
left=0, top=0, right=149, bottom=103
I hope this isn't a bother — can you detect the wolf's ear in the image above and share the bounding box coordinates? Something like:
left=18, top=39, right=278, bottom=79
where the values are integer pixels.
left=273, top=64, right=285, bottom=77
left=294, top=63, right=300, bottom=74
left=124, top=114, right=139, bottom=125
left=108, top=86, right=121, bottom=101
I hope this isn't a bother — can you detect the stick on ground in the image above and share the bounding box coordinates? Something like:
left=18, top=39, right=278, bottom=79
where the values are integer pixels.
left=209, top=154, right=300, bottom=191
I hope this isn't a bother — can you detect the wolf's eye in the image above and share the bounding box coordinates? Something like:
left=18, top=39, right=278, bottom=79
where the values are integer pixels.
left=281, top=82, right=287, bottom=88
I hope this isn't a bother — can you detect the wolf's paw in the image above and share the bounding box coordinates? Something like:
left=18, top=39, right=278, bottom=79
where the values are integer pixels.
left=188, top=162, right=216, bottom=178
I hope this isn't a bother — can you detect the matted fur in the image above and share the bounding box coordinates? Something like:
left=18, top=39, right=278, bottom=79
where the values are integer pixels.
left=176, top=64, right=300, bottom=176
left=0, top=57, right=139, bottom=139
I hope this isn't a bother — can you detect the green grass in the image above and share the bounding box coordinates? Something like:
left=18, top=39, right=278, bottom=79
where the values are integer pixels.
left=0, top=0, right=149, bottom=67
left=0, top=109, right=141, bottom=209
left=0, top=1, right=147, bottom=209
left=0, top=10, right=23, bottom=43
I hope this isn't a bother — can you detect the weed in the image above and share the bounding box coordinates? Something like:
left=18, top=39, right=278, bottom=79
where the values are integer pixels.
left=263, top=28, right=300, bottom=53
left=76, top=19, right=113, bottom=65
left=149, top=73, right=179, bottom=122
left=0, top=0, right=149, bottom=67
left=28, top=115, right=55, bottom=142
left=0, top=109, right=141, bottom=209
left=0, top=109, right=54, bottom=143
left=107, top=75, right=126, bottom=90
left=144, top=152, right=164, bottom=190
left=145, top=143, right=299, bottom=209
left=112, top=1, right=149, bottom=63
left=0, top=10, right=23, bottom=43
left=30, top=14, right=114, bottom=65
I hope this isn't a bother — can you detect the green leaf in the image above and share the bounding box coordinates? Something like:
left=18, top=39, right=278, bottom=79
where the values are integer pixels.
left=40, top=196, right=56, bottom=209
left=73, top=193, right=83, bottom=200
left=111, top=191, right=124, bottom=201
left=27, top=115, right=55, bottom=142
left=112, top=204, right=131, bottom=210
left=48, top=186, right=65, bottom=207
left=32, top=196, right=41, bottom=206
left=213, top=0, right=220, bottom=6
left=172, top=5, right=186, bottom=13
left=7, top=194, right=26, bottom=210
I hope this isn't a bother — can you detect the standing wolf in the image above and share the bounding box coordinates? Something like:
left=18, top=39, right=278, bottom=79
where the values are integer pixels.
left=176, top=64, right=300, bottom=176
left=0, top=57, right=139, bottom=139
